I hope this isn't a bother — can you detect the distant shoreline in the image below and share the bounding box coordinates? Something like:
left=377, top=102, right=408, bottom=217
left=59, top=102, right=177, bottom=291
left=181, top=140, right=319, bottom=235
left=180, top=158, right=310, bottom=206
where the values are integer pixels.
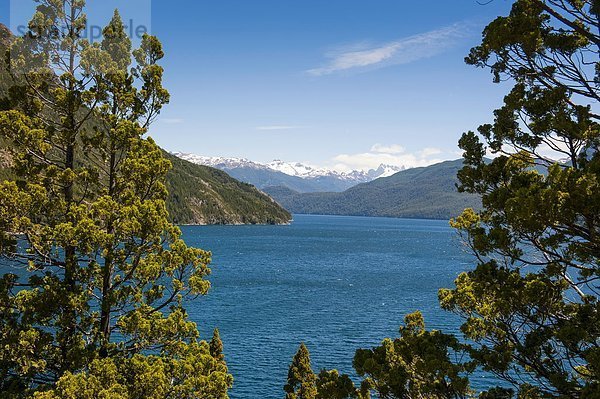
left=180, top=213, right=455, bottom=226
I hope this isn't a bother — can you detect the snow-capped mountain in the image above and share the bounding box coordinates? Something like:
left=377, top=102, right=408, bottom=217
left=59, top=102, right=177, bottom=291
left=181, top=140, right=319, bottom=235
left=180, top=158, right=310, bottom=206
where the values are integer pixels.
left=172, top=152, right=404, bottom=193
left=266, top=160, right=379, bottom=182
left=173, top=154, right=270, bottom=171
left=368, top=164, right=405, bottom=179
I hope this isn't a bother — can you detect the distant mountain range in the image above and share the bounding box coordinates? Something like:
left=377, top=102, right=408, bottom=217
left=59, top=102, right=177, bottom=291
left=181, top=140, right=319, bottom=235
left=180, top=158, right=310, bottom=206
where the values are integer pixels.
left=172, top=153, right=481, bottom=220
left=172, top=152, right=404, bottom=193
left=263, top=159, right=482, bottom=220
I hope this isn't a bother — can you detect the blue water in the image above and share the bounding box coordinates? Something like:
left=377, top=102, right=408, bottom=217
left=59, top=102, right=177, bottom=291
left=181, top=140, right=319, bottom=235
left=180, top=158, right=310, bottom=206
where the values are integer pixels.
left=182, top=214, right=489, bottom=398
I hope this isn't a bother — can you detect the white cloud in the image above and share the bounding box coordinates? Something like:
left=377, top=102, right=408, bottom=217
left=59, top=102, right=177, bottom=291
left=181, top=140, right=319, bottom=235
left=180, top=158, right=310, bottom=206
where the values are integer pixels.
left=371, top=143, right=405, bottom=154
left=484, top=141, right=573, bottom=162
left=419, top=147, right=443, bottom=157
left=331, top=144, right=452, bottom=172
left=307, top=23, right=471, bottom=76
left=256, top=125, right=305, bottom=131
left=535, top=140, right=574, bottom=162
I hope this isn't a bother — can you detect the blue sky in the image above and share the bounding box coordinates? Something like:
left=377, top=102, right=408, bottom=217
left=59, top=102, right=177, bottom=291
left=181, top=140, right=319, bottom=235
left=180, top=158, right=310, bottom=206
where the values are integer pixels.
left=2, top=0, right=514, bottom=171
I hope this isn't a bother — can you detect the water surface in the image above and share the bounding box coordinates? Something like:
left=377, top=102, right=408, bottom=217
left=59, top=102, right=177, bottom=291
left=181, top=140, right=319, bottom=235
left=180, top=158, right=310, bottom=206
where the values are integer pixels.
left=183, top=214, right=483, bottom=398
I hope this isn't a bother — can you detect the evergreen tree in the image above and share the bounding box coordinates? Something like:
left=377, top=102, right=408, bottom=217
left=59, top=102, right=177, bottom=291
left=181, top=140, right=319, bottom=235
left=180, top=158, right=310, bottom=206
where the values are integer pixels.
left=285, top=343, right=318, bottom=399
left=0, top=1, right=231, bottom=398
left=210, top=328, right=225, bottom=363
left=352, top=312, right=472, bottom=399
left=442, top=0, right=600, bottom=397
left=315, top=370, right=362, bottom=399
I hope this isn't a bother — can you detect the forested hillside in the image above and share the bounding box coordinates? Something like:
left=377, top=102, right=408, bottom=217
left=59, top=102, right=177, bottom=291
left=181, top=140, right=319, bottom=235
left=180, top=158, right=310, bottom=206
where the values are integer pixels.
left=164, top=152, right=291, bottom=225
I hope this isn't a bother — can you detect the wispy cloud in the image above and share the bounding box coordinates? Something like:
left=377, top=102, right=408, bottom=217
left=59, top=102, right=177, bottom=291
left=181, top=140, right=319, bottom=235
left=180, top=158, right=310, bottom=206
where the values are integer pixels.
left=419, top=147, right=443, bottom=157
left=370, top=143, right=405, bottom=155
left=255, top=125, right=305, bottom=131
left=307, top=23, right=472, bottom=76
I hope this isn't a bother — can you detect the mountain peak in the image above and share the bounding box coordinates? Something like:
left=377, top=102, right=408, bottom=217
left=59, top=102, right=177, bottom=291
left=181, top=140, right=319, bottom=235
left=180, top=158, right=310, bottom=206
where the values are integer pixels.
left=366, top=164, right=404, bottom=178
left=172, top=152, right=407, bottom=192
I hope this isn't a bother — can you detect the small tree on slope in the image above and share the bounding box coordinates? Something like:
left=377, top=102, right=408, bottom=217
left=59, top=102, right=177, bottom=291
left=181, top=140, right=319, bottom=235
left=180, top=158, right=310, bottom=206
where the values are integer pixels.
left=285, top=343, right=318, bottom=399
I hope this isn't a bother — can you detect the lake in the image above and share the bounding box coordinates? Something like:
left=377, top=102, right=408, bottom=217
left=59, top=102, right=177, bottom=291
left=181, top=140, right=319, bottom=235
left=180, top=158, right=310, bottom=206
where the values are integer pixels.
left=182, top=214, right=492, bottom=398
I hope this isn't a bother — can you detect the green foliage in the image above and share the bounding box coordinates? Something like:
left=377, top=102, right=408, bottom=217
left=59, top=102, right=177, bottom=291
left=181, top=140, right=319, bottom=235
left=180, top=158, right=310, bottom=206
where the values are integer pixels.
left=33, top=345, right=231, bottom=399
left=285, top=343, right=318, bottom=399
left=316, top=370, right=364, bottom=399
left=285, top=343, right=369, bottom=399
left=352, top=312, right=473, bottom=399
left=210, top=328, right=225, bottom=363
left=445, top=0, right=600, bottom=397
left=265, top=160, right=481, bottom=220
left=0, top=2, right=231, bottom=398
left=284, top=314, right=471, bottom=399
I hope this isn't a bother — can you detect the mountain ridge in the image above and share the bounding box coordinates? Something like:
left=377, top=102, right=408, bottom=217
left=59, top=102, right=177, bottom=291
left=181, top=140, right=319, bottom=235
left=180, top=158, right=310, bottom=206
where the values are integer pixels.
left=173, top=152, right=404, bottom=193
left=263, top=159, right=481, bottom=220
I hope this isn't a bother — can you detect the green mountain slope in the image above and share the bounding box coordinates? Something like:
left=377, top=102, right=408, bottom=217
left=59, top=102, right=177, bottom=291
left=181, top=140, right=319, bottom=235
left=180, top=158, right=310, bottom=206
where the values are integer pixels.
left=164, top=152, right=291, bottom=225
left=264, top=159, right=481, bottom=220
